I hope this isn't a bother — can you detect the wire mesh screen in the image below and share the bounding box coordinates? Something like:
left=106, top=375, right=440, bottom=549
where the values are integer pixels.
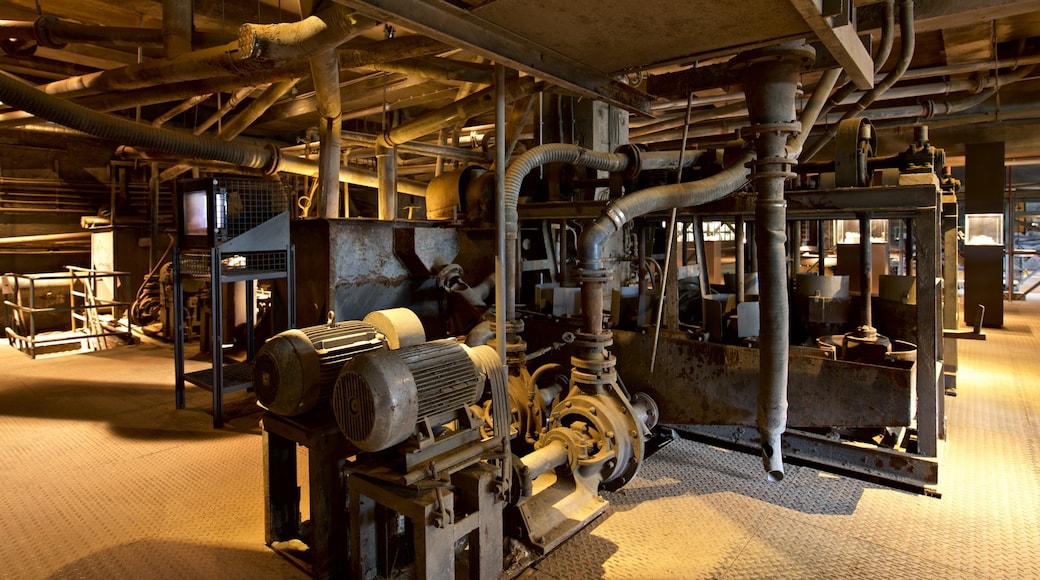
left=179, top=251, right=289, bottom=278
left=220, top=251, right=288, bottom=276
left=213, top=177, right=289, bottom=244
left=179, top=252, right=211, bottom=277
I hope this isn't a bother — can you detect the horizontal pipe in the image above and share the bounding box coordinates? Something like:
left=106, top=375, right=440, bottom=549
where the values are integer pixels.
left=0, top=17, right=230, bottom=51
left=377, top=76, right=539, bottom=148
left=0, top=232, right=92, bottom=246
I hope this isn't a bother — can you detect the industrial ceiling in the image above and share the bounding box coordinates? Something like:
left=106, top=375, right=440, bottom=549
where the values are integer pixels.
left=2, top=0, right=1040, bottom=189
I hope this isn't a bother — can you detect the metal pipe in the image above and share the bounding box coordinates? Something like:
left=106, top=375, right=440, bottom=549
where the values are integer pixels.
left=493, top=63, right=512, bottom=489
left=803, top=0, right=915, bottom=161
left=152, top=94, right=211, bottom=127
left=193, top=86, right=253, bottom=135
left=0, top=70, right=428, bottom=195
left=630, top=101, right=749, bottom=139
left=158, top=79, right=301, bottom=182
left=0, top=16, right=228, bottom=51
left=651, top=91, right=695, bottom=371
left=859, top=213, right=873, bottom=327
left=358, top=55, right=494, bottom=84
left=162, top=0, right=193, bottom=57
left=34, top=5, right=376, bottom=98
left=0, top=232, right=92, bottom=246
left=375, top=143, right=398, bottom=219
left=788, top=67, right=842, bottom=158
left=579, top=150, right=754, bottom=270
left=732, top=41, right=816, bottom=482
left=311, top=48, right=344, bottom=218
left=377, top=75, right=538, bottom=148
left=333, top=130, right=487, bottom=162
left=693, top=216, right=709, bottom=297
left=735, top=217, right=746, bottom=304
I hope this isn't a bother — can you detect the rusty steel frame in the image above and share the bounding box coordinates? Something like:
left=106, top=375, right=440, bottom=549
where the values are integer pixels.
left=611, top=183, right=943, bottom=489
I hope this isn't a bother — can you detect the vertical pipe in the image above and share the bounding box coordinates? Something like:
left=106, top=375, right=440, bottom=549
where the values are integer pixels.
left=789, top=220, right=802, bottom=279
left=694, top=216, right=709, bottom=297
left=162, top=0, right=192, bottom=58
left=494, top=62, right=507, bottom=366
left=735, top=217, right=746, bottom=303
left=375, top=144, right=397, bottom=220
left=149, top=162, right=160, bottom=267
left=311, top=51, right=342, bottom=219
left=859, top=213, right=872, bottom=326
left=817, top=220, right=827, bottom=275
left=903, top=218, right=913, bottom=275
left=637, top=220, right=648, bottom=296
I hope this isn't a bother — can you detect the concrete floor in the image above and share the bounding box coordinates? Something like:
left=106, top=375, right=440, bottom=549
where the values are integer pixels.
left=1, top=302, right=1038, bottom=578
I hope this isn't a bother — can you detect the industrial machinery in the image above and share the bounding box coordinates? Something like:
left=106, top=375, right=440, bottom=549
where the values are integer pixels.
left=251, top=31, right=963, bottom=577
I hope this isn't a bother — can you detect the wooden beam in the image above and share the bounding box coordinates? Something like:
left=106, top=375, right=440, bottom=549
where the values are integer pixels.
left=789, top=0, right=875, bottom=89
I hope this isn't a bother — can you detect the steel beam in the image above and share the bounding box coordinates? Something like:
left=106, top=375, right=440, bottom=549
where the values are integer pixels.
left=332, top=0, right=653, bottom=116
left=675, top=425, right=940, bottom=495
left=787, top=0, right=874, bottom=89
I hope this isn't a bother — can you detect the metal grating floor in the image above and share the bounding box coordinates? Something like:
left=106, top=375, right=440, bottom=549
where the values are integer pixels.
left=1, top=302, right=1039, bottom=579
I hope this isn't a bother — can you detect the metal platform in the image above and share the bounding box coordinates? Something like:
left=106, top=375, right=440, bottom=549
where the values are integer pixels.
left=1, top=303, right=1039, bottom=578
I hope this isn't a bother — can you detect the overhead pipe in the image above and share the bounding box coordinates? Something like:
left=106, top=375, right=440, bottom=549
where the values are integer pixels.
left=0, top=16, right=229, bottom=52
left=192, top=86, right=254, bottom=135
left=634, top=70, right=1033, bottom=149
left=162, top=0, right=194, bottom=57
left=152, top=94, right=212, bottom=127
left=376, top=76, right=539, bottom=148
left=0, top=36, right=446, bottom=128
left=801, top=0, right=914, bottom=161
left=0, top=232, right=92, bottom=246
left=0, top=68, right=427, bottom=196
left=335, top=130, right=488, bottom=163
left=358, top=56, right=495, bottom=85
left=157, top=79, right=302, bottom=182
left=33, top=4, right=376, bottom=98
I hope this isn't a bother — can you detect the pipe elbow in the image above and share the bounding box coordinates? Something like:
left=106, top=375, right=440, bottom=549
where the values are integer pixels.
left=579, top=219, right=616, bottom=270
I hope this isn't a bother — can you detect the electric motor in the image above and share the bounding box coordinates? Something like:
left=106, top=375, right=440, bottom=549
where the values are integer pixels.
left=332, top=338, right=485, bottom=452
left=254, top=308, right=427, bottom=416
left=253, top=321, right=387, bottom=416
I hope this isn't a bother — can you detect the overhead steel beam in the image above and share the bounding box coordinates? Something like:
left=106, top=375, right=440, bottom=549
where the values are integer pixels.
left=332, top=0, right=653, bottom=116
left=788, top=0, right=874, bottom=89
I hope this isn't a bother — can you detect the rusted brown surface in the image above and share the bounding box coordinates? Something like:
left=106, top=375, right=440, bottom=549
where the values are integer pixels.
left=612, top=329, right=914, bottom=427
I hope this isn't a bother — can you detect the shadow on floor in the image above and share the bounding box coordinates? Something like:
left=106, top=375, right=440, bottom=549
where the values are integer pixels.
left=0, top=377, right=262, bottom=439
left=47, top=538, right=305, bottom=579
left=605, top=440, right=868, bottom=516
